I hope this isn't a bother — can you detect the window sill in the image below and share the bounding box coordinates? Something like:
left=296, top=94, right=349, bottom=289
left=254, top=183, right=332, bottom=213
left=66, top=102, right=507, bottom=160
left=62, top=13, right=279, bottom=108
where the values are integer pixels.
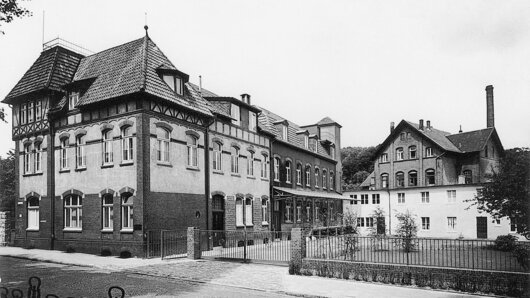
left=101, top=164, right=114, bottom=169
left=26, top=228, right=39, bottom=232
left=63, top=228, right=82, bottom=232
left=101, top=229, right=114, bottom=233
left=120, top=162, right=134, bottom=167
left=286, top=181, right=292, bottom=185
left=23, top=172, right=43, bottom=177
left=247, top=175, right=256, bottom=180
left=213, top=170, right=224, bottom=175
left=274, top=179, right=280, bottom=182
left=187, top=166, right=200, bottom=172
left=244, top=224, right=254, bottom=227
left=261, top=178, right=269, bottom=182
left=59, top=169, right=70, bottom=173
left=75, top=167, right=87, bottom=172
left=120, top=229, right=133, bottom=233
left=231, top=173, right=241, bottom=177
left=261, top=222, right=269, bottom=226
left=447, top=230, right=458, bottom=233
left=157, top=162, right=172, bottom=167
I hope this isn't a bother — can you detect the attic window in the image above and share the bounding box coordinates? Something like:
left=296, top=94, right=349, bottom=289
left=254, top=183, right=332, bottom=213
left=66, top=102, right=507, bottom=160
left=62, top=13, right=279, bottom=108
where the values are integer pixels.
left=69, top=92, right=79, bottom=110
left=163, top=75, right=183, bottom=95
left=282, top=125, right=288, bottom=141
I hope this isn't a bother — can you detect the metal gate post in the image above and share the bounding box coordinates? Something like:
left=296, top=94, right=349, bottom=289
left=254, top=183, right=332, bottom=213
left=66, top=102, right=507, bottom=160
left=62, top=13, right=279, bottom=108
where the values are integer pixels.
left=244, top=228, right=248, bottom=262
left=161, top=230, right=164, bottom=260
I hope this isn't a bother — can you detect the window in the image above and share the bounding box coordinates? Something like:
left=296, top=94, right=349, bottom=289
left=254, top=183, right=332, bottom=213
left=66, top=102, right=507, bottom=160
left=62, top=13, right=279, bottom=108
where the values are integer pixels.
left=260, top=155, right=268, bottom=178
left=305, top=200, right=313, bottom=222
left=245, top=198, right=253, bottom=226
left=351, top=194, right=358, bottom=204
left=510, top=218, right=518, bottom=232
left=421, top=217, right=430, bottom=230
left=285, top=199, right=293, bottom=222
left=322, top=170, right=327, bottom=189
left=213, top=142, right=222, bottom=171
left=315, top=168, right=319, bottom=187
left=425, top=169, right=435, bottom=185
left=34, top=142, right=42, bottom=173
left=304, top=135, right=309, bottom=149
left=231, top=146, right=239, bottom=173
left=331, top=147, right=335, bottom=159
left=20, top=103, right=27, bottom=125
left=102, top=194, right=113, bottom=230
left=398, top=193, right=405, bottom=204
left=35, top=100, right=42, bottom=121
left=121, top=193, right=133, bottom=231
left=395, top=172, right=404, bottom=188
left=366, top=217, right=374, bottom=228
left=330, top=172, right=334, bottom=190
left=162, top=75, right=183, bottom=95
left=315, top=201, right=321, bottom=222
left=380, top=153, right=388, bottom=163
left=76, top=135, right=86, bottom=168
left=425, top=147, right=433, bottom=157
left=236, top=198, right=244, bottom=226
left=261, top=199, right=269, bottom=224
left=187, top=135, right=198, bottom=167
left=68, top=92, right=79, bottom=110
left=484, top=146, right=488, bottom=158
left=296, top=164, right=302, bottom=185
left=273, top=157, right=280, bottom=181
left=121, top=127, right=134, bottom=163
left=60, top=138, right=68, bottom=170
left=296, top=201, right=302, bottom=222
left=231, top=104, right=240, bottom=126
left=249, top=112, right=257, bottom=131
left=463, top=170, right=472, bottom=184
left=400, top=133, right=406, bottom=141
left=312, top=139, right=318, bottom=153
left=102, top=130, right=113, bottom=165
left=447, top=190, right=456, bottom=203
left=27, top=197, right=39, bottom=230
left=381, top=173, right=389, bottom=188
left=396, top=148, right=404, bottom=160
left=372, top=194, right=380, bottom=204
left=282, top=125, right=288, bottom=140
left=64, top=195, right=82, bottom=229
left=157, top=127, right=170, bottom=163
left=357, top=217, right=365, bottom=227
left=409, top=146, right=417, bottom=159
left=493, top=217, right=501, bottom=226
left=247, top=152, right=254, bottom=176
left=421, top=191, right=429, bottom=203
left=447, top=217, right=457, bottom=231
left=408, top=170, right=417, bottom=186
left=305, top=166, right=311, bottom=187
left=28, top=101, right=34, bottom=122
left=23, top=143, right=31, bottom=174
left=361, top=194, right=369, bottom=204
left=285, top=161, right=292, bottom=183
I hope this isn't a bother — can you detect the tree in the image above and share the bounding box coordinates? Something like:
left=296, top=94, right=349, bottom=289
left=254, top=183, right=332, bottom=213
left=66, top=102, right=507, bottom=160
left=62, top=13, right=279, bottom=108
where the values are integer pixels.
left=473, top=147, right=530, bottom=239
left=0, top=0, right=32, bottom=35
left=0, top=150, right=16, bottom=212
left=394, top=210, right=418, bottom=252
left=341, top=146, right=378, bottom=191
left=368, top=206, right=387, bottom=236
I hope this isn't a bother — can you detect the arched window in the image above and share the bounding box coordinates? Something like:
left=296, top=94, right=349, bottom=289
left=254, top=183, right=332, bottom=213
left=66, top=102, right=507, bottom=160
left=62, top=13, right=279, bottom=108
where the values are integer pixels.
left=102, top=130, right=113, bottom=165
left=76, top=135, right=86, bottom=168
left=121, top=193, right=133, bottom=231
left=408, top=170, right=418, bottom=186
left=315, top=168, right=320, bottom=187
left=296, top=163, right=302, bottom=185
left=425, top=169, right=435, bottom=185
left=409, top=146, right=417, bottom=159
left=121, top=126, right=133, bottom=162
left=296, top=199, right=303, bottom=222
left=274, top=157, right=280, bottom=181
left=157, top=127, right=170, bottom=163
left=381, top=173, right=389, bottom=188
left=102, top=194, right=113, bottom=230
left=212, top=142, right=222, bottom=171
left=330, top=171, right=334, bottom=190
left=396, top=147, right=404, bottom=161
left=64, top=194, right=82, bottom=229
left=247, top=151, right=255, bottom=176
left=285, top=161, right=292, bottom=183
left=27, top=197, right=39, bottom=230
left=230, top=146, right=239, bottom=173
left=187, top=135, right=198, bottom=167
left=322, top=170, right=327, bottom=189
left=285, top=199, right=293, bottom=222
left=34, top=142, right=42, bottom=173
left=463, top=170, right=472, bottom=184
left=235, top=197, right=244, bottom=226
left=260, top=154, right=268, bottom=179
left=395, top=172, right=404, bottom=187
left=305, top=166, right=311, bottom=187
left=245, top=197, right=253, bottom=226
left=60, top=138, right=68, bottom=170
left=23, top=143, right=31, bottom=174
left=261, top=198, right=269, bottom=224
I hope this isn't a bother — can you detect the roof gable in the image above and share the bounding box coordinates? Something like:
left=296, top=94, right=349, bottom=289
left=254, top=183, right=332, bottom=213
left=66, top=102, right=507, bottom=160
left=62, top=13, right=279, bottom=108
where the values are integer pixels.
left=446, top=128, right=504, bottom=153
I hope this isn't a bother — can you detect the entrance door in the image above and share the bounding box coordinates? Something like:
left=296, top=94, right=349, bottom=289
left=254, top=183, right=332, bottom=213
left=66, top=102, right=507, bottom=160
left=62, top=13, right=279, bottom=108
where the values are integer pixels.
left=476, top=217, right=488, bottom=239
left=212, top=195, right=225, bottom=246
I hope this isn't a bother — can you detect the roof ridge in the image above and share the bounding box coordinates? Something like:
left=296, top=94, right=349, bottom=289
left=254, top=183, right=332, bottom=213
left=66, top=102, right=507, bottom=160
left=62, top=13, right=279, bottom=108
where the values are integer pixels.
left=141, top=35, right=149, bottom=91
left=447, top=127, right=493, bottom=136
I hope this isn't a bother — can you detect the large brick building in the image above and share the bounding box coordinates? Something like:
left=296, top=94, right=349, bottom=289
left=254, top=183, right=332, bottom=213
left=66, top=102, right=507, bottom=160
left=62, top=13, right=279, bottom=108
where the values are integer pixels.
left=3, top=31, right=342, bottom=256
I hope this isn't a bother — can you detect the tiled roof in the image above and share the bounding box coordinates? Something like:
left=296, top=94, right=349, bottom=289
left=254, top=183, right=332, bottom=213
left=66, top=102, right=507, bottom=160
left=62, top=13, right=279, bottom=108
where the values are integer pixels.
left=3, top=46, right=83, bottom=104
left=446, top=128, right=494, bottom=153
left=317, top=116, right=341, bottom=127
left=406, top=121, right=461, bottom=152
left=73, top=36, right=212, bottom=116
left=187, top=83, right=232, bottom=118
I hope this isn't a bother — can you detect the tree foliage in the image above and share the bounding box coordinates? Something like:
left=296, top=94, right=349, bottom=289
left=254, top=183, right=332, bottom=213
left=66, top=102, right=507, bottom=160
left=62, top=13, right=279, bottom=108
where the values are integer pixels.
left=0, top=0, right=32, bottom=34
left=473, top=147, right=530, bottom=239
left=0, top=150, right=16, bottom=212
left=394, top=210, right=418, bottom=252
left=341, top=146, right=377, bottom=191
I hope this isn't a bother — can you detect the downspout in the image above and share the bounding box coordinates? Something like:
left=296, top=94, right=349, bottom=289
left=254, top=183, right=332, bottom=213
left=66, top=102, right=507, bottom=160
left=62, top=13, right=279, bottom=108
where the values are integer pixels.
left=204, top=120, right=212, bottom=231
left=48, top=95, right=56, bottom=250
left=269, top=137, right=275, bottom=232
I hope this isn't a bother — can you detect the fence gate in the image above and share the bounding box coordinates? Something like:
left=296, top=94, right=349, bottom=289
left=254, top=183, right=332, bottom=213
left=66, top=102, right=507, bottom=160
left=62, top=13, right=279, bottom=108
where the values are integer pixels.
left=199, top=230, right=291, bottom=264
left=146, top=230, right=188, bottom=259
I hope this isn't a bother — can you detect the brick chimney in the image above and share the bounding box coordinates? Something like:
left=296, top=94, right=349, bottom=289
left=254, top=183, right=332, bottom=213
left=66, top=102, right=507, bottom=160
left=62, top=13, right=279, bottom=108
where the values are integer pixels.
left=486, top=85, right=494, bottom=127
left=419, top=119, right=424, bottom=130
left=241, top=93, right=251, bottom=105
left=390, top=122, right=395, bottom=134
left=426, top=120, right=431, bottom=130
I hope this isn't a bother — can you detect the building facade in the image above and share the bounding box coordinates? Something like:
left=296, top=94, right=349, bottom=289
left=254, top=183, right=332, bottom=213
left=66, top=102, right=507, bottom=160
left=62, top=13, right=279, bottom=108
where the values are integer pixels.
left=344, top=86, right=515, bottom=239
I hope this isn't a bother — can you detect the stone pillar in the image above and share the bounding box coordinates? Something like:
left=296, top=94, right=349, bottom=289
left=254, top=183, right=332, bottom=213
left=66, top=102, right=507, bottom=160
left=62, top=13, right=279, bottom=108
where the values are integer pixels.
left=187, top=227, right=201, bottom=260
left=0, top=211, right=8, bottom=246
left=290, top=228, right=305, bottom=274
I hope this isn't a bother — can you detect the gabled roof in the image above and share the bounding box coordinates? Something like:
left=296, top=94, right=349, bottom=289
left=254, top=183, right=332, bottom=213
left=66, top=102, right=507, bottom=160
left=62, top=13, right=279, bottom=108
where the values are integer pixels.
left=405, top=121, right=461, bottom=152
left=187, top=83, right=231, bottom=118
left=316, top=116, right=342, bottom=128
left=447, top=128, right=503, bottom=153
left=3, top=46, right=84, bottom=104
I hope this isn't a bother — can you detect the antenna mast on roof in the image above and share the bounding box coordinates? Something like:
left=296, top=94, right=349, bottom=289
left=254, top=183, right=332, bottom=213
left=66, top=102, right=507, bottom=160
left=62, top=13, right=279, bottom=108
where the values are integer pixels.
left=199, top=75, right=203, bottom=96
left=144, top=12, right=149, bottom=36
left=42, top=10, right=45, bottom=49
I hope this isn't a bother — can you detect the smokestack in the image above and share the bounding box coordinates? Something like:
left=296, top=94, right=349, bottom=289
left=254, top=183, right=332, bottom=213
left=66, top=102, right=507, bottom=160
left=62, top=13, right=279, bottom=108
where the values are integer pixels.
left=459, top=125, right=463, bottom=133
left=486, top=85, right=494, bottom=127
left=240, top=93, right=251, bottom=104
left=198, top=75, right=202, bottom=96
left=426, top=120, right=431, bottom=129
left=390, top=121, right=395, bottom=134
left=419, top=119, right=424, bottom=130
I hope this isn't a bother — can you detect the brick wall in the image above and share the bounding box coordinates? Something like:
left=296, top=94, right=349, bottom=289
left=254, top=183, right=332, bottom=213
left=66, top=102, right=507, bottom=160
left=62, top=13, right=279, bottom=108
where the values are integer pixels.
left=145, top=192, right=206, bottom=231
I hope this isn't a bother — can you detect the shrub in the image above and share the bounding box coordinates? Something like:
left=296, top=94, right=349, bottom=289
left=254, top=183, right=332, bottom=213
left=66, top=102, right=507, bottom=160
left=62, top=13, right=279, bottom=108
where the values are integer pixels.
left=513, top=244, right=530, bottom=270
left=65, top=245, right=75, bottom=253
left=100, top=247, right=112, bottom=256
left=493, top=234, right=517, bottom=251
left=119, top=250, right=132, bottom=258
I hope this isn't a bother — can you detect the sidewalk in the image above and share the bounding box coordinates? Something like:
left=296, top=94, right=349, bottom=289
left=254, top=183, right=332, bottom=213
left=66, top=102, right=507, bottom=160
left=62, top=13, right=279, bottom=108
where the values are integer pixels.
left=0, top=247, right=488, bottom=298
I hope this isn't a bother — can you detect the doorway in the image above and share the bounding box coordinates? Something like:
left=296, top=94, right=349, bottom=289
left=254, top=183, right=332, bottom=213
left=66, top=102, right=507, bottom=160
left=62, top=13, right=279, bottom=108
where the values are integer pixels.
left=212, top=195, right=225, bottom=246
left=476, top=217, right=488, bottom=239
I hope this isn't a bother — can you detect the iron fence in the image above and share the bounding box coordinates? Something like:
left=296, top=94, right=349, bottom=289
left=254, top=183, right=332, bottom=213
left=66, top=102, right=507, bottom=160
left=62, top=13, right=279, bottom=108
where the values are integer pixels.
left=200, top=230, right=291, bottom=263
left=145, top=230, right=187, bottom=259
left=306, top=234, right=530, bottom=272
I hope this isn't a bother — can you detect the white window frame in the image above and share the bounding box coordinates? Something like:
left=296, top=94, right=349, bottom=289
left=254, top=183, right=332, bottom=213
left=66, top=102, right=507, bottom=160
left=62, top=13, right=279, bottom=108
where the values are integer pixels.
left=35, top=100, right=42, bottom=121
left=425, top=169, right=435, bottom=185
left=304, top=135, right=309, bottom=149
left=187, top=135, right=199, bottom=168
left=274, top=157, right=280, bottom=181
left=247, top=152, right=254, bottom=176
left=261, top=199, right=269, bottom=225
left=102, top=130, right=113, bottom=165
left=260, top=154, right=268, bottom=178
left=421, top=191, right=430, bottom=203
left=249, top=112, right=257, bottom=131
left=296, top=204, right=302, bottom=222
left=231, top=146, right=239, bottom=174
left=76, top=135, right=86, bottom=169
left=398, top=193, right=405, bottom=204
left=21, top=103, right=27, bottom=125
left=447, top=217, right=457, bottom=231
left=285, top=161, right=292, bottom=184
left=421, top=217, right=430, bottom=230
left=372, top=194, right=380, bottom=204
left=245, top=198, right=253, bottom=226
left=380, top=153, right=388, bottom=163
left=315, top=168, right=319, bottom=187
left=322, top=170, right=327, bottom=189
left=157, top=127, right=170, bottom=163
left=381, top=173, right=389, bottom=188
left=27, top=197, right=39, bottom=230
left=64, top=195, right=82, bottom=230
left=60, top=139, right=68, bottom=170
left=425, top=147, right=433, bottom=157
left=296, top=164, right=302, bottom=185
left=409, top=146, right=417, bottom=159
left=330, top=172, right=334, bottom=190
left=231, top=104, right=240, bottom=126
left=34, top=142, right=42, bottom=173
left=282, top=125, right=288, bottom=140
left=236, top=197, right=244, bottom=226
left=68, top=92, right=79, bottom=110
left=121, top=127, right=134, bottom=163
left=305, top=167, right=311, bottom=187
left=121, top=194, right=133, bottom=231
left=102, top=194, right=113, bottom=231
left=213, top=142, right=222, bottom=171
left=23, top=143, right=31, bottom=174
left=396, top=148, right=404, bottom=160
left=447, top=190, right=456, bottom=203
left=27, top=101, right=34, bottom=123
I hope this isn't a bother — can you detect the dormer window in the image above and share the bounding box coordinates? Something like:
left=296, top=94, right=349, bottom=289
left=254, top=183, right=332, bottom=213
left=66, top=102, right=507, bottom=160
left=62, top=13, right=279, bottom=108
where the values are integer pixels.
left=304, top=135, right=309, bottom=149
left=163, top=75, right=183, bottom=95
left=282, top=125, right=288, bottom=140
left=69, top=92, right=79, bottom=110
left=231, top=104, right=240, bottom=126
left=249, top=112, right=257, bottom=131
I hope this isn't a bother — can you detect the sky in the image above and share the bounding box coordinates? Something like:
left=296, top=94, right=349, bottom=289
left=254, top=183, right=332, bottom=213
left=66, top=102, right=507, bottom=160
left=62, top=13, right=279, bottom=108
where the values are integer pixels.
left=1, top=0, right=529, bottom=157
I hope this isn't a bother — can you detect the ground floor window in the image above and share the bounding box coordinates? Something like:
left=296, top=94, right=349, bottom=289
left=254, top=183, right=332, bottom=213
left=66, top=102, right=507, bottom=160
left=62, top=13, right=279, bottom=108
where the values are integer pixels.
left=102, top=194, right=113, bottom=230
left=64, top=195, right=82, bottom=229
left=245, top=198, right=253, bottom=226
left=447, top=217, right=457, bottom=231
left=27, top=197, right=39, bottom=230
left=421, top=217, right=430, bottom=230
left=236, top=197, right=244, bottom=226
left=284, top=199, right=293, bottom=223
left=261, top=198, right=269, bottom=224
left=121, top=193, right=133, bottom=231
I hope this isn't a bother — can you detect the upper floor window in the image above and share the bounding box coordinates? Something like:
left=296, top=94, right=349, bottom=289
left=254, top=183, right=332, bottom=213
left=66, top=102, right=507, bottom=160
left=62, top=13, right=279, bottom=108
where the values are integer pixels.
left=330, top=147, right=335, bottom=159
left=28, top=101, right=34, bottom=122
left=397, top=193, right=405, bottom=204
left=23, top=143, right=31, bottom=174
left=408, top=170, right=417, bottom=186
left=162, top=75, right=183, bottom=95
left=421, top=217, right=430, bottom=230
left=282, top=125, right=288, bottom=141
left=249, top=112, right=257, bottom=131
left=121, top=127, right=134, bottom=163
left=304, top=135, right=309, bottom=149
left=330, top=171, right=334, bottom=190
left=421, top=191, right=430, bottom=203
left=20, top=103, right=27, bottom=125
left=372, top=194, right=380, bottom=204
left=64, top=194, right=82, bottom=229
left=34, top=142, right=42, bottom=173
left=381, top=173, right=389, bottom=188
left=121, top=193, right=133, bottom=231
left=60, top=138, right=68, bottom=170
left=400, top=133, right=406, bottom=140
left=68, top=92, right=79, bottom=110
left=447, top=190, right=456, bottom=203
left=425, top=169, right=435, bottom=185
left=76, top=135, right=86, bottom=168
left=102, top=130, right=113, bottom=165
left=305, top=166, right=311, bottom=187
left=396, top=148, right=404, bottom=160
left=447, top=217, right=457, bottom=231
left=425, top=147, right=433, bottom=157
left=231, top=104, right=240, bottom=126
left=296, top=164, right=302, bottom=185
left=315, top=168, right=320, bottom=187
left=247, top=152, right=255, bottom=176
left=380, top=153, right=388, bottom=163
left=187, top=135, right=198, bottom=167
left=312, top=139, right=318, bottom=153
left=260, top=154, right=268, bottom=179
left=157, top=127, right=170, bottom=163
left=409, top=146, right=417, bottom=159
left=273, top=157, right=280, bottom=181
left=213, top=142, right=222, bottom=171
left=230, top=146, right=239, bottom=173
left=27, top=197, right=39, bottom=230
left=395, top=172, right=404, bottom=188
left=463, top=170, right=472, bottom=184
left=35, top=100, right=42, bottom=121
left=322, top=170, right=327, bottom=189
left=285, top=161, right=292, bottom=183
